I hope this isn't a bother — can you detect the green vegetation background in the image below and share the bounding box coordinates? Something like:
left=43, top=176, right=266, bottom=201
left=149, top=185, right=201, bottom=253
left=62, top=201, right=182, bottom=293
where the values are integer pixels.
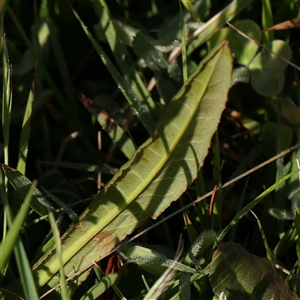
left=2, top=0, right=300, bottom=299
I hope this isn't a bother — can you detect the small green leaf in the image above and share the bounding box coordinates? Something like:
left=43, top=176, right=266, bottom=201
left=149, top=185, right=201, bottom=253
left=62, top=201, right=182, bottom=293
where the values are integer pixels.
left=232, top=67, right=250, bottom=85
left=210, top=20, right=261, bottom=65
left=248, top=40, right=292, bottom=97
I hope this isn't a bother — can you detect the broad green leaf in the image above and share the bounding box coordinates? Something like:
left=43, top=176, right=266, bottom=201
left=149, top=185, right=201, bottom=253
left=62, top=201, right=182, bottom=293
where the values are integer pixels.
left=2, top=41, right=232, bottom=298
left=33, top=41, right=232, bottom=294
left=209, top=242, right=299, bottom=300
left=248, top=40, right=292, bottom=97
left=210, top=20, right=261, bottom=65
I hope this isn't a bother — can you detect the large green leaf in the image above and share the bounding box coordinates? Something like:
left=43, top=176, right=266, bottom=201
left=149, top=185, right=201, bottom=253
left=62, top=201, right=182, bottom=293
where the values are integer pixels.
left=2, top=41, right=232, bottom=297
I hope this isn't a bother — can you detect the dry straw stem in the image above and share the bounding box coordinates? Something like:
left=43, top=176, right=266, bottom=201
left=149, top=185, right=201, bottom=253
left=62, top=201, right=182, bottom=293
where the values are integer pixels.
left=263, top=18, right=300, bottom=32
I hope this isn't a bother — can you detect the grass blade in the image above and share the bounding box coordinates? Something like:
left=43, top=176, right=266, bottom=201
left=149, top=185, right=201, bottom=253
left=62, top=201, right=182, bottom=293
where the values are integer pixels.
left=262, top=0, right=274, bottom=44
left=72, top=2, right=157, bottom=135
left=1, top=25, right=12, bottom=167
left=48, top=210, right=70, bottom=300
left=4, top=182, right=39, bottom=300
left=217, top=169, right=299, bottom=243
left=17, top=75, right=35, bottom=174
left=179, top=0, right=188, bottom=83
left=0, top=181, right=35, bottom=271
left=2, top=165, right=54, bottom=218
